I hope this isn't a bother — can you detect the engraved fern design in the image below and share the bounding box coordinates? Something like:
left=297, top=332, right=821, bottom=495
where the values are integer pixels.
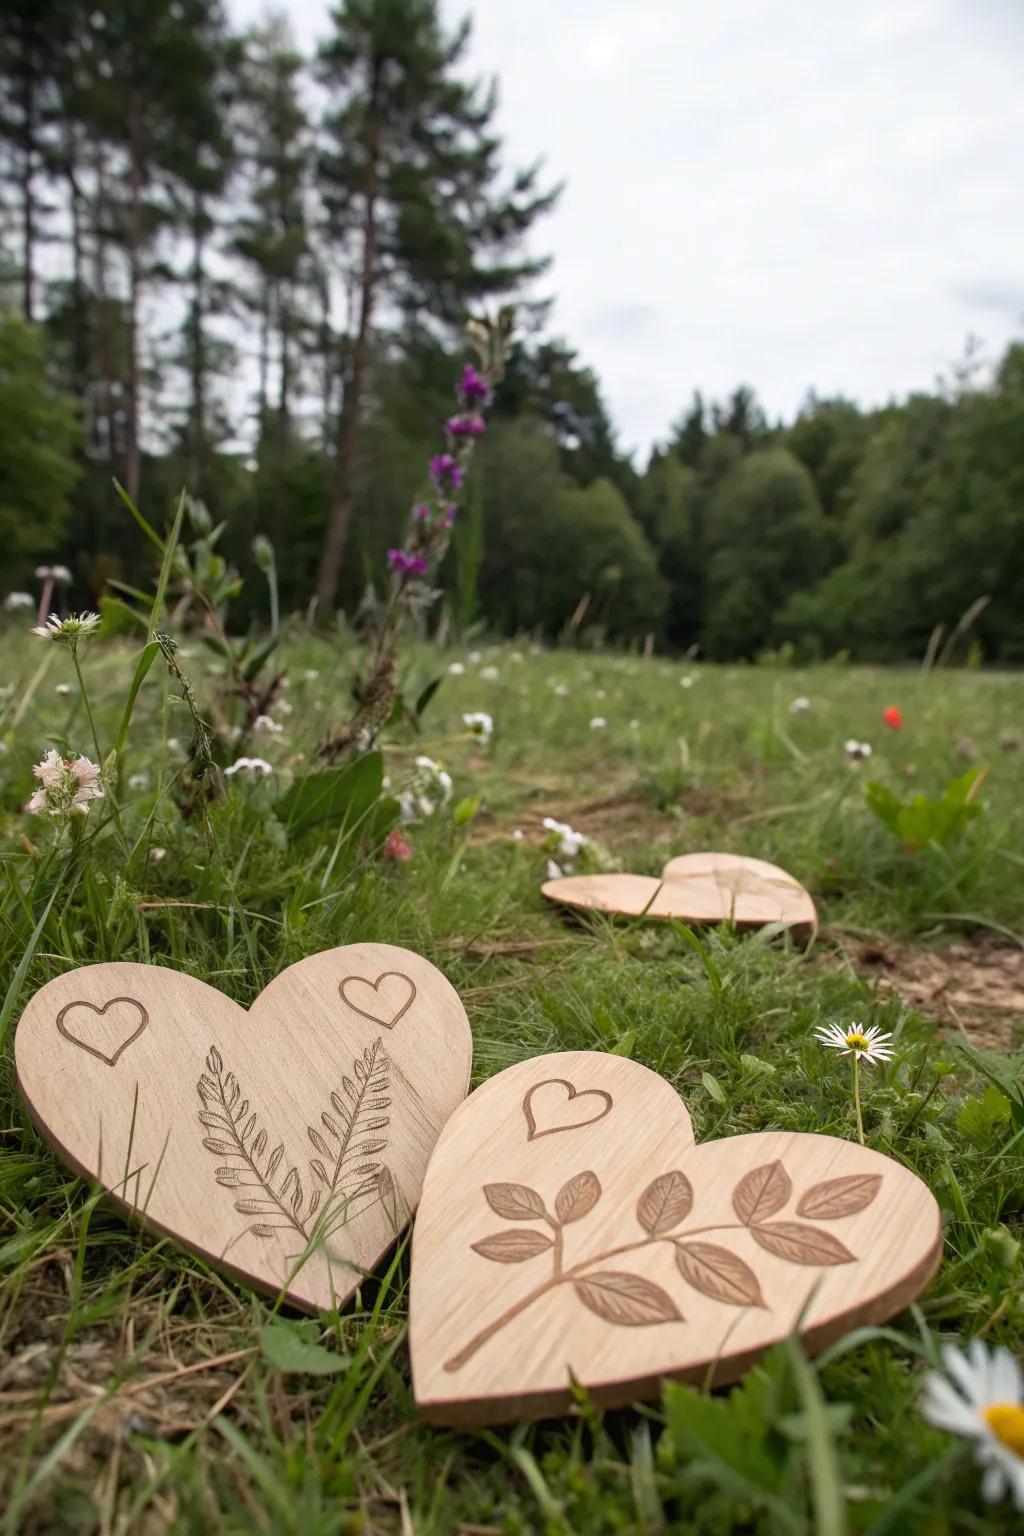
left=445, top=1160, right=881, bottom=1372
left=197, top=1038, right=393, bottom=1244
left=197, top=1046, right=321, bottom=1240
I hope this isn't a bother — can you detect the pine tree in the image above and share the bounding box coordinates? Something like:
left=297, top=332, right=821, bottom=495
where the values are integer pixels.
left=314, top=0, right=558, bottom=610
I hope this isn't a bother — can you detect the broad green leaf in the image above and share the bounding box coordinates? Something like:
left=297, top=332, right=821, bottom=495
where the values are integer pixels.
left=275, top=752, right=383, bottom=834
left=259, top=1319, right=349, bottom=1376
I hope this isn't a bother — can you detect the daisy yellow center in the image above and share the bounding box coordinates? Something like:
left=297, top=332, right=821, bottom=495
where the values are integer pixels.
left=983, top=1403, right=1024, bottom=1457
left=846, top=1031, right=871, bottom=1051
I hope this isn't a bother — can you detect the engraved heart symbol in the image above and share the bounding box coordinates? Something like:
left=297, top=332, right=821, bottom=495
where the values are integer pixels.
left=411, top=1050, right=941, bottom=1425
left=55, top=996, right=148, bottom=1066
left=339, top=971, right=417, bottom=1029
left=523, top=1077, right=613, bottom=1140
left=16, top=944, right=471, bottom=1313
left=542, top=852, right=817, bottom=937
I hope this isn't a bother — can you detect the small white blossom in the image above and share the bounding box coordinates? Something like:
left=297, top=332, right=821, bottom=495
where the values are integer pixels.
left=589, top=716, right=607, bottom=730
left=468, top=649, right=482, bottom=664
left=680, top=674, right=696, bottom=689
left=596, top=689, right=607, bottom=699
left=275, top=699, right=294, bottom=716
left=303, top=669, right=320, bottom=681
left=629, top=719, right=639, bottom=730
left=845, top=738, right=873, bottom=762
left=512, top=828, right=525, bottom=841
left=127, top=772, right=150, bottom=790
left=32, top=611, right=101, bottom=644
left=790, top=696, right=811, bottom=714
left=148, top=847, right=167, bottom=863
left=448, top=662, right=465, bottom=675
left=4, top=591, right=34, bottom=610
left=55, top=683, right=73, bottom=697
left=921, top=1341, right=1024, bottom=1510
left=552, top=682, right=569, bottom=698
left=224, top=756, right=273, bottom=776
left=35, top=565, right=72, bottom=583
left=253, top=714, right=284, bottom=735
left=542, top=816, right=588, bottom=863
left=546, top=859, right=564, bottom=880
left=481, top=665, right=499, bottom=680
left=511, top=651, right=524, bottom=663
left=463, top=711, right=493, bottom=739
left=815, top=1021, right=895, bottom=1064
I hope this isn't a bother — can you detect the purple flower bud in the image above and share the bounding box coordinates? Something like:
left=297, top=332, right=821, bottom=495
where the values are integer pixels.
left=387, top=548, right=429, bottom=577
left=458, top=363, right=490, bottom=405
left=429, top=453, right=464, bottom=490
left=413, top=502, right=431, bottom=521
left=446, top=414, right=486, bottom=439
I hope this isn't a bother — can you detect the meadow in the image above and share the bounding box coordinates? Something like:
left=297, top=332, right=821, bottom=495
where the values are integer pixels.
left=1, top=626, right=1023, bottom=1534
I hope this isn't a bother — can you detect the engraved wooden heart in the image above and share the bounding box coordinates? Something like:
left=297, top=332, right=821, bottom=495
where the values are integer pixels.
left=410, top=1051, right=941, bottom=1424
left=339, top=970, right=417, bottom=1029
left=524, top=1078, right=613, bottom=1140
left=16, top=944, right=472, bottom=1312
left=55, top=996, right=149, bottom=1066
left=542, top=852, right=817, bottom=938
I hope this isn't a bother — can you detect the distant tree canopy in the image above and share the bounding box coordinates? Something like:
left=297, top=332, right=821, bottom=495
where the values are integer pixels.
left=0, top=3, right=1021, bottom=660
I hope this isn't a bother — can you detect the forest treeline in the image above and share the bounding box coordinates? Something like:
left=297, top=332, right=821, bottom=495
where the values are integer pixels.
left=2, top=1, right=1022, bottom=662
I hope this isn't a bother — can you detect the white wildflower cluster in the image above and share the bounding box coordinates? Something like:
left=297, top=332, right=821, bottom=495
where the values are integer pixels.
left=35, top=564, right=72, bottom=584
left=589, top=716, right=607, bottom=731
left=224, top=757, right=273, bottom=777
left=845, top=739, right=872, bottom=762
left=400, top=755, right=454, bottom=822
left=789, top=695, right=811, bottom=714
left=26, top=749, right=104, bottom=819
left=542, top=815, right=588, bottom=879
left=448, top=661, right=465, bottom=675
left=3, top=592, right=34, bottom=611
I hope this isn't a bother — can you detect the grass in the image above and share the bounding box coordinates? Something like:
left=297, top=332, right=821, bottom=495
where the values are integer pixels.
left=1, top=625, right=1023, bottom=1533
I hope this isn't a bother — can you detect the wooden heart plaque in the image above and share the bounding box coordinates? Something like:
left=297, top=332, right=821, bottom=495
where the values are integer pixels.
left=410, top=1051, right=941, bottom=1424
left=542, top=852, right=817, bottom=937
left=16, top=944, right=472, bottom=1312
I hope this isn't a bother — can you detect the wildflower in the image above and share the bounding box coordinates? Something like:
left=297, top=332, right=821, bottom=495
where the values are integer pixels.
left=383, top=828, right=413, bottom=862
left=680, top=675, right=695, bottom=688
left=148, top=847, right=166, bottom=863
left=4, top=591, right=34, bottom=610
left=845, top=739, right=873, bottom=762
left=512, top=828, right=525, bottom=841
left=468, top=650, right=482, bottom=664
left=629, top=719, right=639, bottom=730
left=35, top=564, right=72, bottom=583
left=253, top=715, right=283, bottom=735
left=596, top=689, right=607, bottom=699
left=463, top=711, right=493, bottom=739
left=303, top=669, right=320, bottom=681
left=816, top=1020, right=894, bottom=1146
left=481, top=665, right=499, bottom=681
left=32, top=611, right=101, bottom=644
left=55, top=683, right=73, bottom=697
left=542, top=816, right=588, bottom=863
left=401, top=755, right=454, bottom=820
left=386, top=549, right=429, bottom=578
left=415, top=755, right=453, bottom=800
left=458, top=363, right=491, bottom=406
left=546, top=858, right=564, bottom=880
left=448, top=662, right=465, bottom=676
left=552, top=683, right=569, bottom=698
left=816, top=1021, right=895, bottom=1063
left=446, top=413, right=486, bottom=439
left=883, top=705, right=903, bottom=730
left=921, top=1341, right=1024, bottom=1510
left=429, top=453, right=464, bottom=492
left=589, top=716, right=607, bottom=730
left=224, top=756, right=273, bottom=776
left=790, top=696, right=811, bottom=714
left=511, top=651, right=524, bottom=663
left=127, top=772, right=150, bottom=790
left=26, top=750, right=104, bottom=819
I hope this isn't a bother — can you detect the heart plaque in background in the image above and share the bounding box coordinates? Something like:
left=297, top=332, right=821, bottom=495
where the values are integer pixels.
left=16, top=943, right=473, bottom=1312
left=410, top=1051, right=941, bottom=1425
left=542, top=851, right=817, bottom=938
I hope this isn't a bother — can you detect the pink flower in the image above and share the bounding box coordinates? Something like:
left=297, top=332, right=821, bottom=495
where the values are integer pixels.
left=383, top=828, right=413, bottom=861
left=387, top=549, right=429, bottom=577
left=27, top=750, right=103, bottom=817
left=446, top=414, right=486, bottom=439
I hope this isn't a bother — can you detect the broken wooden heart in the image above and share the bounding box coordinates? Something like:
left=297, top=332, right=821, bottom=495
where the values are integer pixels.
left=410, top=1051, right=941, bottom=1424
left=542, top=852, right=817, bottom=938
left=16, top=943, right=472, bottom=1312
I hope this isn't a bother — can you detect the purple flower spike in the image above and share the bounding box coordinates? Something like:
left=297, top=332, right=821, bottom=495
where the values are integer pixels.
left=430, top=453, right=464, bottom=490
left=447, top=414, right=486, bottom=439
left=458, top=363, right=490, bottom=405
left=387, top=548, right=429, bottom=577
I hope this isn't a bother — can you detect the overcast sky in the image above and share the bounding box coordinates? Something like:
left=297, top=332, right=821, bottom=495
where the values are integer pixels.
left=233, top=0, right=1023, bottom=460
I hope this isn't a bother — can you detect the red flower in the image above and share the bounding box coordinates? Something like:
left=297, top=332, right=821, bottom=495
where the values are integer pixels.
left=383, top=828, right=413, bottom=862
left=883, top=705, right=903, bottom=730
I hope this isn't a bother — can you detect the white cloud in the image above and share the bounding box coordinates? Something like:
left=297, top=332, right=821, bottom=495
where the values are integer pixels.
left=233, top=0, right=1024, bottom=457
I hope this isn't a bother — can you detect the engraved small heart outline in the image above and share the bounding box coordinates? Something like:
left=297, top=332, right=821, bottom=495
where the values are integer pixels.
left=523, top=1078, right=613, bottom=1141
left=339, top=971, right=417, bottom=1030
left=55, top=997, right=149, bottom=1067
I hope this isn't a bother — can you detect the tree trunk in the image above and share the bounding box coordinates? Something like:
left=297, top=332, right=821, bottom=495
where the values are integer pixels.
left=93, top=142, right=117, bottom=469
left=20, top=74, right=36, bottom=322
left=124, top=86, right=144, bottom=503
left=315, top=115, right=380, bottom=613
left=188, top=193, right=206, bottom=491
left=65, top=128, right=90, bottom=404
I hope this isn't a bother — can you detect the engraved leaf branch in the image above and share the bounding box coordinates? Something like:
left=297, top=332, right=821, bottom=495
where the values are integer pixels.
left=445, top=1160, right=881, bottom=1372
left=196, top=1039, right=393, bottom=1244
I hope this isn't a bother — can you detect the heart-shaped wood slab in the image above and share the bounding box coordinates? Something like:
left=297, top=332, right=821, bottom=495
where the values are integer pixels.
left=542, top=852, right=817, bottom=938
left=411, top=1051, right=941, bottom=1424
left=16, top=944, right=472, bottom=1312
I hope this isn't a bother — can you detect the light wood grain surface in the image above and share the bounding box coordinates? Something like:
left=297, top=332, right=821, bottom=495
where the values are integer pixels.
left=542, top=851, right=817, bottom=937
left=16, top=944, right=473, bottom=1312
left=411, top=1051, right=941, bottom=1425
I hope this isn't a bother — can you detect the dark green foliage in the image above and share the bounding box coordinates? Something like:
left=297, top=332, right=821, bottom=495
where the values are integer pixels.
left=0, top=310, right=79, bottom=575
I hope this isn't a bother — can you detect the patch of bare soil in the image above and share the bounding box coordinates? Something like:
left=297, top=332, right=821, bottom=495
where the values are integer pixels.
left=474, top=787, right=749, bottom=852
left=847, top=937, right=1024, bottom=1051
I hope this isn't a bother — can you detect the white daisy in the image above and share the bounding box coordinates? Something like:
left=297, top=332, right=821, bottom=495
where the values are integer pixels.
left=815, top=1021, right=895, bottom=1064
left=448, top=662, right=465, bottom=675
left=680, top=675, right=696, bottom=688
left=4, top=591, right=34, bottom=610
left=922, top=1341, right=1024, bottom=1510
left=845, top=738, right=873, bottom=762
left=55, top=683, right=73, bottom=697
left=790, top=696, right=811, bottom=714
left=463, top=711, right=493, bottom=739
left=224, top=757, right=273, bottom=776
left=589, top=716, right=607, bottom=730
left=481, top=665, right=499, bottom=680
left=32, top=611, right=101, bottom=644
